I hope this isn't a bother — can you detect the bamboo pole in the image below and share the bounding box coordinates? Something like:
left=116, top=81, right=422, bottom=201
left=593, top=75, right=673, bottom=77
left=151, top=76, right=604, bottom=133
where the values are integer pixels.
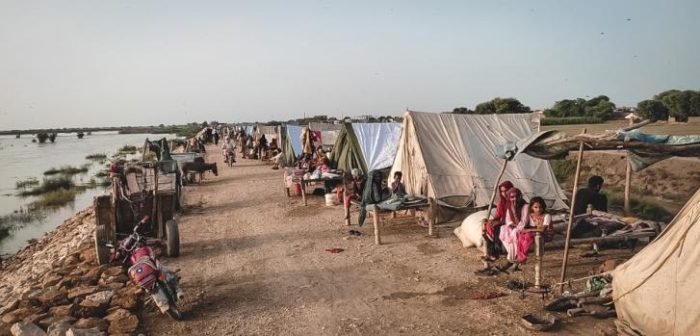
left=535, top=234, right=543, bottom=287
left=624, top=157, right=632, bottom=215
left=485, top=159, right=510, bottom=219
left=559, top=128, right=587, bottom=292
left=372, top=205, right=381, bottom=245
left=428, top=197, right=436, bottom=237
left=343, top=173, right=351, bottom=225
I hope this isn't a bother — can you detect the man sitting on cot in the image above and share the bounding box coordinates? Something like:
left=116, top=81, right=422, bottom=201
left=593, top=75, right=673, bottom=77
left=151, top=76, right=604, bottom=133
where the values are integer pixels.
left=390, top=171, right=407, bottom=198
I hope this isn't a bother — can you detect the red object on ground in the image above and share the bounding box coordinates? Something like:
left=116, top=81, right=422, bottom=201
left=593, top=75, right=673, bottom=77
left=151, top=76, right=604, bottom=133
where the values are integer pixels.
left=325, top=248, right=344, bottom=253
left=294, top=183, right=302, bottom=196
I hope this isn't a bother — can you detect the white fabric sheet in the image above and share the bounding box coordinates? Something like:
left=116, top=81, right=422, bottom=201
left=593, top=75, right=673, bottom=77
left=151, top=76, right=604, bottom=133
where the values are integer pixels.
left=352, top=123, right=403, bottom=171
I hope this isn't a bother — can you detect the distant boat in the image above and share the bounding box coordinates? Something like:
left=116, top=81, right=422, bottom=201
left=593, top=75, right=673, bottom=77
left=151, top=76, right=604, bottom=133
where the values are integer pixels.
left=77, top=132, right=85, bottom=139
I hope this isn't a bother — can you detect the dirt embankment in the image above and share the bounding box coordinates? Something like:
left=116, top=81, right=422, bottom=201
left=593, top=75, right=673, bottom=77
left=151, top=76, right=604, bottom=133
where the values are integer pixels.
left=2, top=144, right=669, bottom=336
left=559, top=152, right=700, bottom=212
left=0, top=208, right=148, bottom=335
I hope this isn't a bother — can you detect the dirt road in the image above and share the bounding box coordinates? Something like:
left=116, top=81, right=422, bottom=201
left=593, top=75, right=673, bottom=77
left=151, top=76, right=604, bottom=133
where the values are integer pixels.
left=141, top=145, right=621, bottom=335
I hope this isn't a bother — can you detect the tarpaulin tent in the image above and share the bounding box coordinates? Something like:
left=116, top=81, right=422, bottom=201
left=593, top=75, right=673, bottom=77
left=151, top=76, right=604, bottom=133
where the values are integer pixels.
left=309, top=122, right=342, bottom=150
left=257, top=125, right=280, bottom=141
left=329, top=122, right=402, bottom=174
left=613, top=187, right=700, bottom=335
left=282, top=125, right=304, bottom=166
left=515, top=129, right=700, bottom=171
left=390, top=111, right=568, bottom=209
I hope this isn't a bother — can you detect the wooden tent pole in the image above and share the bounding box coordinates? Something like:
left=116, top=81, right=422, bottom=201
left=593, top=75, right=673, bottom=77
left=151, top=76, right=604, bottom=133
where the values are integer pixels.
left=559, top=128, right=587, bottom=292
left=624, top=157, right=632, bottom=215
left=485, top=159, right=509, bottom=218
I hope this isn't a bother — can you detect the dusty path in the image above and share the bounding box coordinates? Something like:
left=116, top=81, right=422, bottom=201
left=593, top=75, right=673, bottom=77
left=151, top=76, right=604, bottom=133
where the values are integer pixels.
left=141, top=145, right=620, bottom=336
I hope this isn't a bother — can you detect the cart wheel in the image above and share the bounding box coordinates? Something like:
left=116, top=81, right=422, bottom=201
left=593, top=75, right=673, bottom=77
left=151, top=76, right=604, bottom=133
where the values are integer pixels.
left=95, top=224, right=110, bottom=265
left=166, top=219, right=180, bottom=257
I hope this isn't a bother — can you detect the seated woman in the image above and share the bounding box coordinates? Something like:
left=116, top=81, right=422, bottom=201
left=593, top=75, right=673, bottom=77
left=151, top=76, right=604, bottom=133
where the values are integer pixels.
left=499, top=188, right=530, bottom=270
left=483, top=180, right=514, bottom=261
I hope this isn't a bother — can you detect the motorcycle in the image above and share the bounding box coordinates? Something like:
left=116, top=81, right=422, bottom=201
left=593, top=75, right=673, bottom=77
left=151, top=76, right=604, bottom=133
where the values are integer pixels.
left=224, top=149, right=236, bottom=167
left=109, top=216, right=185, bottom=320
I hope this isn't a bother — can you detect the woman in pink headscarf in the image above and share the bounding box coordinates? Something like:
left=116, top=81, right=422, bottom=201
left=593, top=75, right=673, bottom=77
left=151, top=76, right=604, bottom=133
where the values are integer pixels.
left=499, top=188, right=531, bottom=270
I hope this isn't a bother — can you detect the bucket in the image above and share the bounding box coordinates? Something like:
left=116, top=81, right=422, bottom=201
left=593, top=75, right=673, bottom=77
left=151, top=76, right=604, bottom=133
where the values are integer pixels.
left=294, top=183, right=302, bottom=196
left=325, top=193, right=338, bottom=206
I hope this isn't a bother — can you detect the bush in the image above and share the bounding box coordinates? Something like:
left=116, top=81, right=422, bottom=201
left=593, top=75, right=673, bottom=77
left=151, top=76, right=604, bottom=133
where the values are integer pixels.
left=16, top=178, right=39, bottom=189
left=118, top=145, right=138, bottom=154
left=86, top=153, right=108, bottom=160
left=19, top=177, right=74, bottom=196
left=29, top=189, right=79, bottom=209
left=43, top=165, right=89, bottom=176
left=541, top=117, right=605, bottom=126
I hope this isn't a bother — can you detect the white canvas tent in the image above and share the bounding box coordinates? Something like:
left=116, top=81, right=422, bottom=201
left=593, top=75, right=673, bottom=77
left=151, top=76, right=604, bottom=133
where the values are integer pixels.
left=390, top=111, right=568, bottom=209
left=613, top=187, right=700, bottom=335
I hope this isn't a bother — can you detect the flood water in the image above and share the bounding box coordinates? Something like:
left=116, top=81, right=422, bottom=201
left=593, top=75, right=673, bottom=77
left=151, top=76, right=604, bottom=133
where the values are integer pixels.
left=0, top=132, right=176, bottom=255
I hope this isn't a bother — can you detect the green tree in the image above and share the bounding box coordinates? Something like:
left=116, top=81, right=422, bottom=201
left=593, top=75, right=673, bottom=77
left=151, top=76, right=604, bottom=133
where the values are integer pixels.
left=474, top=97, right=530, bottom=114
left=657, top=90, right=695, bottom=122
left=452, top=107, right=473, bottom=114
left=636, top=100, right=669, bottom=122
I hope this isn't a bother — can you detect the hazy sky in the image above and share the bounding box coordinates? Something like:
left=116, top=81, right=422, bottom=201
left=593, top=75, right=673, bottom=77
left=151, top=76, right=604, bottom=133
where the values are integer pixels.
left=1, top=0, right=699, bottom=129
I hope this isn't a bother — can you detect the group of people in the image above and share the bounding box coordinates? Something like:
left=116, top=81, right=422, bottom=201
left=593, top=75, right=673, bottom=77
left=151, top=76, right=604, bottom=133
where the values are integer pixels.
left=482, top=175, right=608, bottom=271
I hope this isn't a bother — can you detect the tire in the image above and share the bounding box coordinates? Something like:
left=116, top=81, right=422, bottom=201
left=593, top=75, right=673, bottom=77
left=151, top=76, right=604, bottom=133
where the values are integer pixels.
left=166, top=219, right=180, bottom=257
left=94, top=224, right=110, bottom=265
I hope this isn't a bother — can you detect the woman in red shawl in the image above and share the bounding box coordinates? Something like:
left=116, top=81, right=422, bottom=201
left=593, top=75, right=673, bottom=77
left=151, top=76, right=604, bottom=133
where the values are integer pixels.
left=499, top=188, right=533, bottom=270
left=483, top=180, right=514, bottom=261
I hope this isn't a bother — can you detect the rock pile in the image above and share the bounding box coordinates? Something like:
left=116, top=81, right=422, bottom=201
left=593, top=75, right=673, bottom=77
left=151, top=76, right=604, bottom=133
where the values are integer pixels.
left=0, top=208, right=144, bottom=336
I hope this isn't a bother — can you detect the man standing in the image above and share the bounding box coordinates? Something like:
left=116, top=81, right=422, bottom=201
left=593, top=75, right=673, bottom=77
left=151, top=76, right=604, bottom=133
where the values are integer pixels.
left=573, top=175, right=608, bottom=215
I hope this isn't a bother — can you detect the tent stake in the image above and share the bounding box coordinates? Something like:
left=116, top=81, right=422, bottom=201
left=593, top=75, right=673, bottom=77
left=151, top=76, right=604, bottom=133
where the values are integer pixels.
left=559, top=128, right=587, bottom=293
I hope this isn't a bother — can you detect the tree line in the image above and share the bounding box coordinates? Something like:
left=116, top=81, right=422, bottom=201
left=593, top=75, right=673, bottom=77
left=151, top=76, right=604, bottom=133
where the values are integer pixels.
left=452, top=89, right=700, bottom=123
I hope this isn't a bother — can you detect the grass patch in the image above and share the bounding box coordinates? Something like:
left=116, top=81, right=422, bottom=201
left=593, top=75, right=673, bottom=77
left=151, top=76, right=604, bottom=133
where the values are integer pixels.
left=86, top=153, right=107, bottom=160
left=29, top=189, right=79, bottom=209
left=19, top=177, right=74, bottom=196
left=43, top=165, right=89, bottom=176
left=603, top=190, right=673, bottom=222
left=0, top=209, right=45, bottom=226
left=118, top=145, right=138, bottom=154
left=541, top=117, right=605, bottom=126
left=550, top=159, right=576, bottom=184
left=16, top=177, right=40, bottom=189
left=94, top=170, right=109, bottom=178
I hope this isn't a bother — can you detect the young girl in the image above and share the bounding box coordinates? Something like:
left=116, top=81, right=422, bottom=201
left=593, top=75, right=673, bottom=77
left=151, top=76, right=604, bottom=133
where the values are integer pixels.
left=529, top=197, right=554, bottom=242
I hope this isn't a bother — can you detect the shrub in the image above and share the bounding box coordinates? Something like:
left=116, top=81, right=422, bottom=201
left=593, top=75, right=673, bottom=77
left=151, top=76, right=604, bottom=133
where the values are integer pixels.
left=16, top=178, right=39, bottom=189
left=30, top=189, right=79, bottom=208
left=86, top=153, right=108, bottom=160
left=19, top=177, right=74, bottom=196
left=43, top=165, right=89, bottom=176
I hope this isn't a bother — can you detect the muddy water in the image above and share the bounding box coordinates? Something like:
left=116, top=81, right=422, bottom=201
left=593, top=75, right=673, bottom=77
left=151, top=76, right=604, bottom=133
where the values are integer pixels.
left=0, top=132, right=176, bottom=255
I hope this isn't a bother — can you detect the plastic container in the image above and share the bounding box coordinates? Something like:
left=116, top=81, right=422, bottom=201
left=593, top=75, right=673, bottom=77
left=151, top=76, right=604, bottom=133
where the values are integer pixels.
left=325, top=193, right=338, bottom=206
left=294, top=183, right=302, bottom=196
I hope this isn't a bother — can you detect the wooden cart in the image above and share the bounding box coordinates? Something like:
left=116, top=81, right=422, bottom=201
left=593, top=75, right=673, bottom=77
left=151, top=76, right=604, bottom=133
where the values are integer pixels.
left=94, top=162, right=180, bottom=265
